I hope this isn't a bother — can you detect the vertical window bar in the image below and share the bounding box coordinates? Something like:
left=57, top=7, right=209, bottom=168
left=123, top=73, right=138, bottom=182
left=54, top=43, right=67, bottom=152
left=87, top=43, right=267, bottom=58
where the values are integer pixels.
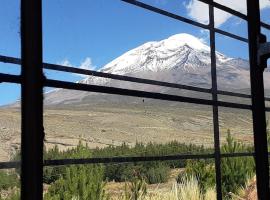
left=209, top=2, right=223, bottom=200
left=247, top=0, right=270, bottom=199
left=20, top=0, right=44, bottom=199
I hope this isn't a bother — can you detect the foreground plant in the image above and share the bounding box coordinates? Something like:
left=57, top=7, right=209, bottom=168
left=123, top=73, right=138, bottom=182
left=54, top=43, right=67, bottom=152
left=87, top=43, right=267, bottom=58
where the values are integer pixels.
left=117, top=176, right=215, bottom=200
left=44, top=165, right=108, bottom=200
left=123, top=176, right=147, bottom=200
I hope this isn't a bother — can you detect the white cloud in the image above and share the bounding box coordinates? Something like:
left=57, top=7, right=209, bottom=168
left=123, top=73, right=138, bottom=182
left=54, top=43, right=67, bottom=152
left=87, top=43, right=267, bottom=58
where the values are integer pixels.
left=59, top=59, right=72, bottom=67
left=185, top=0, right=270, bottom=27
left=184, top=0, right=209, bottom=24
left=58, top=57, right=96, bottom=78
left=79, top=57, right=96, bottom=71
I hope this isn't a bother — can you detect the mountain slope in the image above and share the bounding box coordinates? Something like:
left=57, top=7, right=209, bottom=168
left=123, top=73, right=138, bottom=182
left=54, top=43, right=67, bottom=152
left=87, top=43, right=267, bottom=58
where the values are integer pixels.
left=44, top=33, right=270, bottom=105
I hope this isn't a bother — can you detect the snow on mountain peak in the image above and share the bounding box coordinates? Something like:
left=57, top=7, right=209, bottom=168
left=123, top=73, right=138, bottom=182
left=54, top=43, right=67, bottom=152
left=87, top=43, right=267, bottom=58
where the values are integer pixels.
left=164, top=33, right=209, bottom=51
left=99, top=33, right=210, bottom=75
left=46, top=33, right=270, bottom=105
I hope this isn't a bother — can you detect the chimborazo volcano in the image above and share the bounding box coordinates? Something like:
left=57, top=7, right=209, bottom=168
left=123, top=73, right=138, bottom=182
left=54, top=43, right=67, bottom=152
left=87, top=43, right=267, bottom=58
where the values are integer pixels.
left=44, top=33, right=270, bottom=105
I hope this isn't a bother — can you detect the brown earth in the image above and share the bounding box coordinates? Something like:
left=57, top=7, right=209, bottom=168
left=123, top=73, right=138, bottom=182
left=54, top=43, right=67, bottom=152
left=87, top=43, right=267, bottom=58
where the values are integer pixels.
left=0, top=103, right=255, bottom=161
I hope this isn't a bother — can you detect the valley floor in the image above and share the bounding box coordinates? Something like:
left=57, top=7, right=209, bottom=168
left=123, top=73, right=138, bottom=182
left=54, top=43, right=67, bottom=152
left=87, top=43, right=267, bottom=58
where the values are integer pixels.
left=0, top=103, right=255, bottom=161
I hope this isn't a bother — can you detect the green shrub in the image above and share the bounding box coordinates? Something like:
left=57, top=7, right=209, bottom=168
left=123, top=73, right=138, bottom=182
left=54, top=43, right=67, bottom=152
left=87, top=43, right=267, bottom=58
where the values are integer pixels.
left=123, top=176, right=147, bottom=200
left=43, top=142, right=92, bottom=184
left=178, top=130, right=255, bottom=197
left=144, top=163, right=169, bottom=184
left=0, top=170, right=19, bottom=190
left=177, top=160, right=215, bottom=194
left=104, top=162, right=169, bottom=184
left=44, top=164, right=107, bottom=200
left=92, top=141, right=208, bottom=184
left=221, top=130, right=255, bottom=195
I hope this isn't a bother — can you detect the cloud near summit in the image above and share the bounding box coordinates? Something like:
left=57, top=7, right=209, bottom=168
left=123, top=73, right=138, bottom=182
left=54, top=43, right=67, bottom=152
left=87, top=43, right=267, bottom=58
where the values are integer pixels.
left=185, top=0, right=270, bottom=27
left=59, top=57, right=96, bottom=78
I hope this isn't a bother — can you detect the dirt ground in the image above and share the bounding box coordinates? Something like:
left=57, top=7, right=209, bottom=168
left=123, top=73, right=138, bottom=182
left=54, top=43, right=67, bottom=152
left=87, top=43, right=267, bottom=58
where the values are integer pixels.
left=0, top=103, right=255, bottom=161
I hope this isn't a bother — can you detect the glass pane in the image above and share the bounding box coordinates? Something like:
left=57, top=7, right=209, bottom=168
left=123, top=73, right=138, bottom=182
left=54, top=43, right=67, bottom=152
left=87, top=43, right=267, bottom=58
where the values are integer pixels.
left=260, top=0, right=270, bottom=25
left=219, top=107, right=254, bottom=151
left=0, top=83, right=21, bottom=199
left=215, top=33, right=251, bottom=105
left=43, top=92, right=214, bottom=157
left=140, top=0, right=210, bottom=25
left=0, top=63, right=20, bottom=75
left=43, top=160, right=216, bottom=199
left=214, top=7, right=248, bottom=39
left=43, top=0, right=212, bottom=90
left=0, top=0, right=20, bottom=58
left=214, top=0, right=247, bottom=14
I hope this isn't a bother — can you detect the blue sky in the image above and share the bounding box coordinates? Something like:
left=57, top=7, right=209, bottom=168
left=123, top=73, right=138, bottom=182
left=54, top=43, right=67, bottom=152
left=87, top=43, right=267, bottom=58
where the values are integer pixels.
left=0, top=0, right=270, bottom=105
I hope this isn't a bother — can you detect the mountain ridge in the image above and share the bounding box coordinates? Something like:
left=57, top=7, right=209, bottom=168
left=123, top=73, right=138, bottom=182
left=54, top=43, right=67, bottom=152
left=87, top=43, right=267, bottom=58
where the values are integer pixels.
left=44, top=33, right=270, bottom=105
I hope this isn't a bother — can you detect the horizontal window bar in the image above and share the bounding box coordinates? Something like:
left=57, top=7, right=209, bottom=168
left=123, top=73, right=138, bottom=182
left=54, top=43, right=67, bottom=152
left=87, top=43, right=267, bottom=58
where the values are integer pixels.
left=122, top=0, right=270, bottom=32
left=44, top=62, right=211, bottom=94
left=121, top=0, right=248, bottom=42
left=2, top=55, right=270, bottom=101
left=121, top=0, right=208, bottom=29
left=0, top=161, right=19, bottom=169
left=214, top=28, right=248, bottom=43
left=44, top=154, right=216, bottom=166
left=198, top=0, right=270, bottom=31
left=3, top=72, right=270, bottom=111
left=0, top=152, right=255, bottom=169
left=198, top=0, right=246, bottom=20
left=45, top=79, right=252, bottom=110
left=261, top=21, right=270, bottom=30
left=0, top=73, right=21, bottom=83
left=45, top=153, right=255, bottom=166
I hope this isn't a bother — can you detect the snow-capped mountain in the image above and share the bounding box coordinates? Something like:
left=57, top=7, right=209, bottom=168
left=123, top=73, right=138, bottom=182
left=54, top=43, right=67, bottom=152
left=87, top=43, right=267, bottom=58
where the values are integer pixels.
left=44, top=33, right=270, bottom=105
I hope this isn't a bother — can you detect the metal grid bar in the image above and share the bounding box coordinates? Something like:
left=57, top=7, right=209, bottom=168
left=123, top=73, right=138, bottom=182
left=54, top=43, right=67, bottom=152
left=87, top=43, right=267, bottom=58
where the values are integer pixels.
left=2, top=55, right=270, bottom=101
left=121, top=0, right=249, bottom=42
left=0, top=152, right=255, bottom=169
left=44, top=79, right=252, bottom=110
left=4, top=72, right=270, bottom=112
left=202, top=0, right=270, bottom=31
left=247, top=0, right=270, bottom=199
left=122, top=0, right=270, bottom=32
left=198, top=0, right=270, bottom=30
left=209, top=2, right=222, bottom=199
left=0, top=73, right=21, bottom=84
left=42, top=152, right=256, bottom=166
left=20, top=0, right=44, bottom=199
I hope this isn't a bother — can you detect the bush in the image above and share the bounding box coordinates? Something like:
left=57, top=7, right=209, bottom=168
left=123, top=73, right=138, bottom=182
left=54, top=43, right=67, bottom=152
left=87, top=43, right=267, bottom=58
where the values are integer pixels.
left=144, top=163, right=169, bottom=184
left=178, top=130, right=255, bottom=197
left=43, top=142, right=174, bottom=185
left=221, top=130, right=255, bottom=195
left=0, top=170, right=19, bottom=190
left=0, top=191, right=20, bottom=200
left=92, top=141, right=209, bottom=184
left=177, top=160, right=215, bottom=194
left=44, top=164, right=107, bottom=200
left=104, top=162, right=169, bottom=184
left=123, top=176, right=147, bottom=200
left=43, top=142, right=92, bottom=184
left=10, top=140, right=209, bottom=186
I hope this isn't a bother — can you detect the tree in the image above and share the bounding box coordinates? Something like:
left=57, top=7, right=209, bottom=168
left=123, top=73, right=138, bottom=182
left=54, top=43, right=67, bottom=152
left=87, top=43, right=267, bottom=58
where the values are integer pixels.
left=44, top=164, right=108, bottom=200
left=221, top=129, right=255, bottom=195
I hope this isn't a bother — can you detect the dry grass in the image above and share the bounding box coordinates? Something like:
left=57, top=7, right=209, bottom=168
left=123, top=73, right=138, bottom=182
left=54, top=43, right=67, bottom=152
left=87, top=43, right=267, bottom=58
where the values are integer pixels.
left=110, top=176, right=216, bottom=200
left=230, top=176, right=257, bottom=200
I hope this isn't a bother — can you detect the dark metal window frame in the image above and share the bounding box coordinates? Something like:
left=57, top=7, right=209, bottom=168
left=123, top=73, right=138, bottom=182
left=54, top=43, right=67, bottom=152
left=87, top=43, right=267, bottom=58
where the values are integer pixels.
left=0, top=0, right=269, bottom=199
